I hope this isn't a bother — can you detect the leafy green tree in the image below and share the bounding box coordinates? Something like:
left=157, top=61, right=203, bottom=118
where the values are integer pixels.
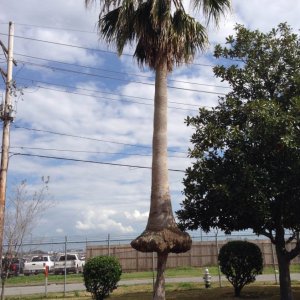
left=83, top=256, right=122, bottom=300
left=177, top=23, right=300, bottom=300
left=85, top=0, right=231, bottom=299
left=218, top=241, right=263, bottom=297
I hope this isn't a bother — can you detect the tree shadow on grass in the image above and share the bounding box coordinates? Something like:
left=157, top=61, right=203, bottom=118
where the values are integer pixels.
left=111, top=285, right=300, bottom=300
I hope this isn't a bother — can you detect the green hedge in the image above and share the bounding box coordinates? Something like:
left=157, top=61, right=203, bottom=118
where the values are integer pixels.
left=83, top=255, right=122, bottom=300
left=218, top=240, right=263, bottom=297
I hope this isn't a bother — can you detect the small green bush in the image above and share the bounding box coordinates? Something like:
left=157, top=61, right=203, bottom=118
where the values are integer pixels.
left=83, top=255, right=122, bottom=300
left=218, top=240, right=263, bottom=297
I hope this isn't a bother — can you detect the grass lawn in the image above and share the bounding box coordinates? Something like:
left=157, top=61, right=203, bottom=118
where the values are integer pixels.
left=2, top=265, right=299, bottom=299
left=5, top=282, right=300, bottom=300
left=111, top=284, right=300, bottom=300
left=4, top=265, right=300, bottom=286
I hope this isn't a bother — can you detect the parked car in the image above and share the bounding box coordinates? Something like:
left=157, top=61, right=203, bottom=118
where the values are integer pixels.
left=23, top=255, right=55, bottom=275
left=54, top=253, right=85, bottom=274
left=2, top=257, right=25, bottom=277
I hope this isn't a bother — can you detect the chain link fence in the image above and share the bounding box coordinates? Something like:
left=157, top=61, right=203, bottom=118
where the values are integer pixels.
left=5, top=233, right=300, bottom=272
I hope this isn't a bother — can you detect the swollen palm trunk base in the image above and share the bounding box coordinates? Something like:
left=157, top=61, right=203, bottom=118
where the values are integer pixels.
left=131, top=227, right=191, bottom=253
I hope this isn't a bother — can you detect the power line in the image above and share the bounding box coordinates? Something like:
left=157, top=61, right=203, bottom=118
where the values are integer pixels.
left=19, top=84, right=199, bottom=111
left=10, top=152, right=186, bottom=173
left=12, top=125, right=187, bottom=154
left=16, top=60, right=226, bottom=96
left=15, top=53, right=229, bottom=89
left=16, top=77, right=204, bottom=111
left=17, top=76, right=199, bottom=106
left=0, top=32, right=131, bottom=56
left=10, top=146, right=187, bottom=158
left=0, top=32, right=216, bottom=68
left=12, top=22, right=98, bottom=34
left=2, top=22, right=218, bottom=65
left=27, top=85, right=160, bottom=108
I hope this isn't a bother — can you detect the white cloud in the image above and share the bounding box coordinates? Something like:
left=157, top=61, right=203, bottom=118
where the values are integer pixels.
left=233, top=0, right=300, bottom=30
left=75, top=208, right=134, bottom=233
left=124, top=210, right=149, bottom=222
left=1, top=0, right=299, bottom=240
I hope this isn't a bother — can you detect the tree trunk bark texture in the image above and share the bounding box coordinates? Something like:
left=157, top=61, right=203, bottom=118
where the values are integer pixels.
left=153, top=252, right=168, bottom=300
left=131, top=64, right=191, bottom=254
left=1, top=276, right=6, bottom=300
left=131, top=64, right=191, bottom=300
left=276, top=245, right=294, bottom=300
left=148, top=64, right=173, bottom=231
left=234, top=286, right=241, bottom=298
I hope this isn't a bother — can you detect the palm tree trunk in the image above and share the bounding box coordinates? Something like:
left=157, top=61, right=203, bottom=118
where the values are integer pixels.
left=149, top=63, right=170, bottom=300
left=131, top=63, right=191, bottom=298
left=153, top=252, right=168, bottom=300
left=147, top=63, right=176, bottom=231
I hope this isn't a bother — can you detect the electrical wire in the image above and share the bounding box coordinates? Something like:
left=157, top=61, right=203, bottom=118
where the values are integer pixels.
left=16, top=60, right=226, bottom=96
left=16, top=77, right=205, bottom=111
left=13, top=22, right=98, bottom=34
left=10, top=152, right=186, bottom=173
left=10, top=146, right=188, bottom=158
left=12, top=125, right=187, bottom=154
left=21, top=84, right=199, bottom=111
left=15, top=53, right=229, bottom=89
left=17, top=76, right=147, bottom=101
left=0, top=32, right=216, bottom=67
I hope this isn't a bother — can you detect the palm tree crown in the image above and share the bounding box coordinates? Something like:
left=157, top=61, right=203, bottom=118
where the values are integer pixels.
left=86, top=0, right=230, bottom=71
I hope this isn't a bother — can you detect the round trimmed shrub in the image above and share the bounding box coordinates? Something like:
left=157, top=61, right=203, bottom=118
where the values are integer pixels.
left=83, top=255, right=122, bottom=300
left=218, top=240, right=263, bottom=297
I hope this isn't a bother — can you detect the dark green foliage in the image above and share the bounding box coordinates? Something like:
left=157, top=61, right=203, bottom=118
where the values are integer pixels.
left=176, top=23, right=300, bottom=300
left=176, top=22, right=300, bottom=255
left=218, top=241, right=263, bottom=297
left=177, top=23, right=300, bottom=236
left=83, top=256, right=122, bottom=300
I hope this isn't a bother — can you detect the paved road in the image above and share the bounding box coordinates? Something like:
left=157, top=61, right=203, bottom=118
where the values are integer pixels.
left=2, top=274, right=300, bottom=296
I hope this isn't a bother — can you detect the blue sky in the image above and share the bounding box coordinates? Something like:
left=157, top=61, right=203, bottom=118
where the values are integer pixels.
left=0, top=0, right=299, bottom=241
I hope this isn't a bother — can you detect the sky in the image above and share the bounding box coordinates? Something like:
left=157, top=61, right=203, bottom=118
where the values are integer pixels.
left=0, top=0, right=299, bottom=243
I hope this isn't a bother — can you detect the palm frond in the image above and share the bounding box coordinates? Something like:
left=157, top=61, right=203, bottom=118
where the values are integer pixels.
left=172, top=9, right=208, bottom=62
left=84, top=0, right=93, bottom=7
left=192, top=0, right=231, bottom=26
left=150, top=0, right=171, bottom=28
left=95, top=0, right=216, bottom=71
left=99, top=0, right=137, bottom=54
left=133, top=5, right=208, bottom=71
left=86, top=0, right=140, bottom=16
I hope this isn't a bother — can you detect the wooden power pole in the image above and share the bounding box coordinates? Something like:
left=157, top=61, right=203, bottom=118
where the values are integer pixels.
left=0, top=21, right=15, bottom=263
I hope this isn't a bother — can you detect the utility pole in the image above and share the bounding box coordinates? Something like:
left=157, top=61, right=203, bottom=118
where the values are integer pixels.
left=0, top=21, right=15, bottom=263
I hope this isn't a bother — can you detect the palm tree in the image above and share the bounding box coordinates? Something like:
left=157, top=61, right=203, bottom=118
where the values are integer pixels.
left=86, top=0, right=231, bottom=299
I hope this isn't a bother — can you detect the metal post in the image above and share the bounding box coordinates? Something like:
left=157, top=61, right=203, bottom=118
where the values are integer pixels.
left=271, top=243, right=278, bottom=284
left=0, top=21, right=14, bottom=269
left=86, top=237, right=88, bottom=254
left=108, top=234, right=110, bottom=256
left=63, top=236, right=67, bottom=297
left=44, top=265, right=48, bottom=297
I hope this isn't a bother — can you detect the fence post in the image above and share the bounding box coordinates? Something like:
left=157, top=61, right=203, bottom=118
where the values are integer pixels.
left=64, top=235, right=67, bottom=297
left=85, top=237, right=88, bottom=255
left=44, top=264, right=49, bottom=297
left=136, top=250, right=139, bottom=272
left=271, top=242, right=278, bottom=284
